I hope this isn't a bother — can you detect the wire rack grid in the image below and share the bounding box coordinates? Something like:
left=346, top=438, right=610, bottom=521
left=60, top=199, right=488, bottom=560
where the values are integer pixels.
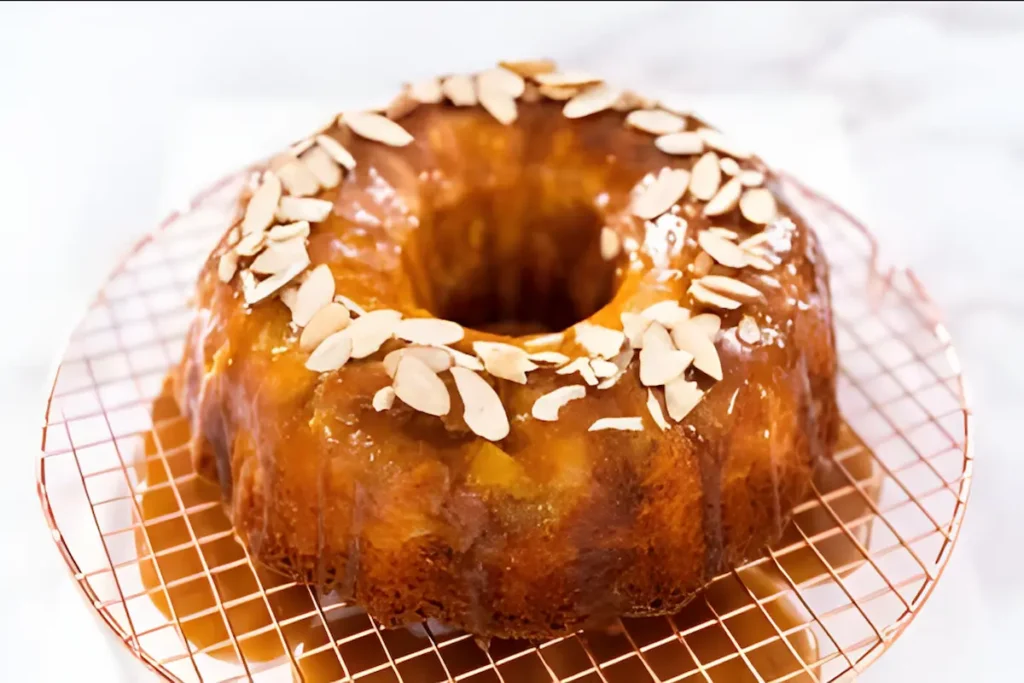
left=36, top=170, right=972, bottom=683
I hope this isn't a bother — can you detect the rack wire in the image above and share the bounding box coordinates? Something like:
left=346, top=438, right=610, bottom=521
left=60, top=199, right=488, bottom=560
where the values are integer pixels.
left=37, top=170, right=972, bottom=682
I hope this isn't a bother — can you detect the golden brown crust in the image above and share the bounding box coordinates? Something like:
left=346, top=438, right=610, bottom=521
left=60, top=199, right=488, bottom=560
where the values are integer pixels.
left=174, top=77, right=838, bottom=639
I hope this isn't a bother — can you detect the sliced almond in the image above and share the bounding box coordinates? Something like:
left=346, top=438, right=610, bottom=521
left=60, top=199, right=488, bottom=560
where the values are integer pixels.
left=574, top=323, right=624, bottom=359
left=499, top=59, right=557, bottom=78
left=590, top=358, right=619, bottom=378
left=641, top=300, right=690, bottom=329
left=242, top=172, right=282, bottom=235
left=226, top=226, right=241, bottom=247
left=639, top=323, right=693, bottom=386
left=218, top=252, right=238, bottom=283
left=688, top=312, right=722, bottom=339
left=477, top=67, right=525, bottom=98
left=719, top=157, right=741, bottom=177
left=441, top=75, right=477, bottom=106
left=655, top=132, right=704, bottom=156
left=708, top=227, right=739, bottom=240
left=631, top=168, right=690, bottom=220
left=393, top=318, right=464, bottom=346
left=451, top=367, right=509, bottom=441
left=290, top=137, right=316, bottom=157
left=478, top=86, right=517, bottom=125
left=393, top=355, right=450, bottom=416
left=563, top=83, right=620, bottom=119
left=473, top=341, right=537, bottom=384
left=301, top=146, right=341, bottom=190
left=556, top=357, right=598, bottom=386
left=599, top=227, right=621, bottom=261
left=625, top=109, right=685, bottom=135
left=588, top=417, right=643, bottom=432
left=345, top=308, right=402, bottom=358
left=234, top=231, right=266, bottom=257
left=692, top=251, right=714, bottom=277
left=739, top=170, right=765, bottom=187
left=372, top=386, right=396, bottom=411
left=665, top=377, right=703, bottom=422
left=671, top=322, right=723, bottom=381
left=315, top=135, right=357, bottom=170
left=534, top=70, right=601, bottom=88
left=300, top=303, right=351, bottom=352
left=597, top=348, right=635, bottom=390
left=385, top=90, right=419, bottom=120
left=250, top=237, right=309, bottom=276
left=613, top=90, right=657, bottom=111
left=268, top=220, right=311, bottom=242
left=305, top=329, right=353, bottom=373
left=621, top=312, right=653, bottom=348
left=647, top=389, right=670, bottom=431
left=532, top=385, right=587, bottom=422
left=697, top=128, right=751, bottom=160
left=738, top=315, right=761, bottom=344
left=688, top=281, right=741, bottom=310
left=739, top=188, right=778, bottom=224
left=409, top=78, right=444, bottom=104
left=335, top=294, right=367, bottom=317
left=689, top=152, right=722, bottom=201
left=343, top=111, right=414, bottom=147
left=743, top=250, right=776, bottom=272
left=699, top=275, right=762, bottom=302
left=703, top=177, right=743, bottom=217
left=274, top=156, right=321, bottom=197
left=292, top=264, right=335, bottom=326
left=279, top=284, right=299, bottom=313
left=538, top=84, right=578, bottom=100
left=448, top=347, right=485, bottom=371
left=527, top=351, right=570, bottom=365
left=383, top=346, right=454, bottom=377
left=523, top=332, right=565, bottom=349
left=698, top=231, right=747, bottom=268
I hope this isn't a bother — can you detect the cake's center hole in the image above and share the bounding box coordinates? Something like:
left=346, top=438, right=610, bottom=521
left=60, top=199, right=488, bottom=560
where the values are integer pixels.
left=405, top=191, right=617, bottom=336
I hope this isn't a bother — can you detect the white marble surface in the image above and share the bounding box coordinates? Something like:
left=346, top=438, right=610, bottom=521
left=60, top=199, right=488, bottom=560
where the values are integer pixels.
left=0, top=2, right=1019, bottom=680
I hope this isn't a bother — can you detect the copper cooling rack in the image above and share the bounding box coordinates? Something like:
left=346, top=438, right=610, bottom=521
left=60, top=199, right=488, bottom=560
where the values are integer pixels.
left=36, top=171, right=972, bottom=682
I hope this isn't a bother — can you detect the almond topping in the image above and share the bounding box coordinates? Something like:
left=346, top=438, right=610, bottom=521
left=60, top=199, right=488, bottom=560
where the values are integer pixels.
left=626, top=109, right=686, bottom=135
left=299, top=303, right=350, bottom=352
left=631, top=168, right=690, bottom=220
left=305, top=329, right=353, bottom=373
left=613, top=90, right=657, bottom=111
left=703, top=177, right=744, bottom=217
left=738, top=315, right=761, bottom=345
left=244, top=260, right=308, bottom=305
left=665, top=377, right=704, bottom=422
left=739, top=170, right=765, bottom=187
left=343, top=111, right=414, bottom=147
left=451, top=367, right=509, bottom=441
left=448, top=347, right=485, bottom=371
left=744, top=250, right=776, bottom=271
left=315, top=135, right=357, bottom=170
left=647, top=389, right=670, bottom=431
left=477, top=67, right=525, bottom=98
left=588, top=417, right=643, bottom=432
left=292, top=264, right=335, bottom=326
left=242, top=172, right=282, bottom=235
left=590, top=359, right=620, bottom=379
left=655, top=132, right=704, bottom=156
left=538, top=84, right=578, bottom=100
left=372, top=386, right=396, bottom=411
left=499, top=59, right=557, bottom=78
left=739, top=188, right=778, bottom=224
left=250, top=237, right=308, bottom=275
left=290, top=138, right=316, bottom=156
left=597, top=348, right=635, bottom=390
left=409, top=78, right=444, bottom=104
left=234, top=231, right=266, bottom=257
left=393, top=355, right=450, bottom=417
left=639, top=323, right=693, bottom=386
left=527, top=351, right=570, bottom=365
left=218, top=252, right=238, bottom=283
left=563, top=83, right=621, bottom=119
left=671, top=321, right=723, bottom=381
left=719, top=157, right=741, bottom=176
left=689, top=313, right=722, bottom=339
left=478, top=86, right=517, bottom=125
left=385, top=90, right=419, bottom=120
left=268, top=220, right=311, bottom=242
left=698, top=128, right=751, bottom=160
left=698, top=231, right=747, bottom=268
left=532, top=385, right=587, bottom=422
left=708, top=227, right=739, bottom=240
left=393, top=318, right=465, bottom=346
left=301, top=145, right=341, bottom=190
left=621, top=312, right=653, bottom=348
left=688, top=282, right=741, bottom=310
left=534, top=71, right=601, bottom=88
left=599, top=227, right=621, bottom=261
left=346, top=309, right=402, bottom=358
left=574, top=323, right=624, bottom=359
left=640, top=300, right=690, bottom=329
left=689, top=152, right=722, bottom=201
left=698, top=275, right=762, bottom=302
left=334, top=294, right=367, bottom=317
left=274, top=156, right=321, bottom=197
left=473, top=341, right=537, bottom=384
left=441, top=75, right=477, bottom=106
left=383, top=346, right=454, bottom=377
left=556, top=357, right=598, bottom=386
left=692, top=251, right=714, bottom=277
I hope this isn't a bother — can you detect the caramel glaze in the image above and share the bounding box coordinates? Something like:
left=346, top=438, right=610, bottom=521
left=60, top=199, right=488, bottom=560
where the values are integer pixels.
left=174, top=98, right=839, bottom=639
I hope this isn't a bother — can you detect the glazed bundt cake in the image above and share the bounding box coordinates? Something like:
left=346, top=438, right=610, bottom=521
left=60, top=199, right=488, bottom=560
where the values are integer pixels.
left=174, top=60, right=839, bottom=639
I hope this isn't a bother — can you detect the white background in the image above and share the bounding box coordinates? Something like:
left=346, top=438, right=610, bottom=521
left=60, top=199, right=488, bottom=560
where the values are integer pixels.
left=1, top=2, right=1020, bottom=681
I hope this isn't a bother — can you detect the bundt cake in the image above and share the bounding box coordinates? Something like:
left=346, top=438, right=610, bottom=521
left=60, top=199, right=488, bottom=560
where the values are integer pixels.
left=173, top=60, right=839, bottom=639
